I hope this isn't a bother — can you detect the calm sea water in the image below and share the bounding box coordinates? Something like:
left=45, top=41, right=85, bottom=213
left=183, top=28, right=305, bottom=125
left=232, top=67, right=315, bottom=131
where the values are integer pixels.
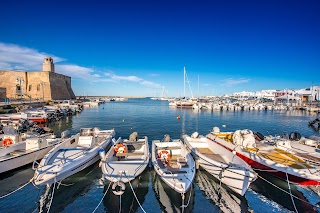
left=1, top=98, right=320, bottom=213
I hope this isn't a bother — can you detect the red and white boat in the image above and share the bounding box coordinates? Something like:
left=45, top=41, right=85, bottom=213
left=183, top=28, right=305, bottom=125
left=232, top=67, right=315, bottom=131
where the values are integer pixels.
left=0, top=112, right=47, bottom=123
left=206, top=127, right=320, bottom=186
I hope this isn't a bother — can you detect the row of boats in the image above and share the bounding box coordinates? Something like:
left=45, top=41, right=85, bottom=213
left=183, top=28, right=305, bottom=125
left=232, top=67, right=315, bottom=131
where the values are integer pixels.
left=1, top=126, right=320, bottom=210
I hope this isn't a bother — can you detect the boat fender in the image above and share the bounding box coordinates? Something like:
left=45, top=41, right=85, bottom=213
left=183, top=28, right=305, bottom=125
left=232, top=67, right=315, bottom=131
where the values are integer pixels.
left=2, top=138, right=13, bottom=146
left=112, top=181, right=125, bottom=196
left=99, top=148, right=106, bottom=159
left=212, top=127, right=220, bottom=133
left=254, top=132, right=264, bottom=141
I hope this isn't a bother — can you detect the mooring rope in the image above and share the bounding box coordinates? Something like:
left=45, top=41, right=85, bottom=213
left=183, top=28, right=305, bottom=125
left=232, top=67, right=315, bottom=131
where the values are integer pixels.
left=0, top=178, right=33, bottom=199
left=285, top=170, right=298, bottom=213
left=119, top=194, right=122, bottom=213
left=92, top=181, right=112, bottom=213
left=257, top=173, right=319, bottom=209
left=47, top=181, right=56, bottom=213
left=126, top=175, right=147, bottom=213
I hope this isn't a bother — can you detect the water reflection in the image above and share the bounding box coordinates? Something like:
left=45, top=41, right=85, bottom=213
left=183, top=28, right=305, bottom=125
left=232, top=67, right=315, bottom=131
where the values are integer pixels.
left=249, top=171, right=318, bottom=213
left=152, top=170, right=194, bottom=213
left=195, top=169, right=249, bottom=213
left=38, top=162, right=101, bottom=212
left=102, top=169, right=150, bottom=212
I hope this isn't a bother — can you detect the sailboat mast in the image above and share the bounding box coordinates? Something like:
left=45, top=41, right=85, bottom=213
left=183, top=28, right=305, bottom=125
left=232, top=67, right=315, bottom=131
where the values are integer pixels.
left=184, top=67, right=186, bottom=98
left=198, top=75, right=199, bottom=98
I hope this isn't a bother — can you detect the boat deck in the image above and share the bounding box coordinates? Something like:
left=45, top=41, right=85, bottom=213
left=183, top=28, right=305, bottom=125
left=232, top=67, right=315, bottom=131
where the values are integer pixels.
left=196, top=148, right=227, bottom=164
left=258, top=148, right=313, bottom=169
left=48, top=148, right=86, bottom=165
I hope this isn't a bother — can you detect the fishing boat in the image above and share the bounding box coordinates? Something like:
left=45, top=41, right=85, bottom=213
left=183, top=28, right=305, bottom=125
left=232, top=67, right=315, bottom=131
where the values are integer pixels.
left=33, top=128, right=115, bottom=185
left=0, top=128, right=68, bottom=174
left=0, top=112, right=48, bottom=123
left=183, top=132, right=256, bottom=196
left=151, top=135, right=196, bottom=194
left=100, top=132, right=149, bottom=195
left=207, top=127, right=320, bottom=185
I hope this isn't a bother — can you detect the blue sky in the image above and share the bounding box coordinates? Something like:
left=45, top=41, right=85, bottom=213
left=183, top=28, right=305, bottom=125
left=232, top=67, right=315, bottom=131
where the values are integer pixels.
left=0, top=0, right=319, bottom=97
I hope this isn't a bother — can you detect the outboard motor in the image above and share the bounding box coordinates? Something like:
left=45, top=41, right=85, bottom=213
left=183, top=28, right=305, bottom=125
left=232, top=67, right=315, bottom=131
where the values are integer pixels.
left=212, top=127, right=220, bottom=133
left=129, top=132, right=138, bottom=141
left=289, top=132, right=301, bottom=141
left=191, top=132, right=199, bottom=138
left=163, top=134, right=171, bottom=142
left=61, top=130, right=71, bottom=139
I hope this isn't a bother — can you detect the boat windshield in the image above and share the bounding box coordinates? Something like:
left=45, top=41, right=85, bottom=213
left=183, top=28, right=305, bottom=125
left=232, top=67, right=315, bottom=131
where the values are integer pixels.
left=4, top=126, right=18, bottom=135
left=80, top=128, right=93, bottom=136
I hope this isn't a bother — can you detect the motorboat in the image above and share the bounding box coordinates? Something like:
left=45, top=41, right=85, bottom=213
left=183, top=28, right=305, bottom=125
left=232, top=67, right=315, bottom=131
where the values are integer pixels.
left=151, top=135, right=196, bottom=194
left=0, top=128, right=68, bottom=174
left=207, top=127, right=320, bottom=185
left=100, top=132, right=149, bottom=195
left=183, top=132, right=256, bottom=196
left=33, top=128, right=115, bottom=185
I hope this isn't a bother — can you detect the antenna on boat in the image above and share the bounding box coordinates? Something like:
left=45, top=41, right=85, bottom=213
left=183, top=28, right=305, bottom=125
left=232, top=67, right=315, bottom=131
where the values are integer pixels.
left=184, top=67, right=186, bottom=98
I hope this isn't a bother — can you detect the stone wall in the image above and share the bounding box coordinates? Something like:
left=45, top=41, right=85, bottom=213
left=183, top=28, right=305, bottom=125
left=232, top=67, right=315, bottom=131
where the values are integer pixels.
left=49, top=72, right=75, bottom=100
left=0, top=70, right=75, bottom=101
left=0, top=87, right=6, bottom=99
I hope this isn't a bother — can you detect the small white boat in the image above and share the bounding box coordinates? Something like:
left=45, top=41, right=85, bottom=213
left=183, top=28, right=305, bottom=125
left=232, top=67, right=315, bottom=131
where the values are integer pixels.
left=152, top=135, right=196, bottom=194
left=33, top=128, right=115, bottom=185
left=100, top=132, right=149, bottom=195
left=0, top=128, right=68, bottom=174
left=183, top=132, right=256, bottom=196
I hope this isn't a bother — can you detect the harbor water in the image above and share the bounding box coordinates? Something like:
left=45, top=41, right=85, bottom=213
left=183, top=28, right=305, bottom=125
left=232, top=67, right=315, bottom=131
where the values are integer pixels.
left=0, top=98, right=320, bottom=213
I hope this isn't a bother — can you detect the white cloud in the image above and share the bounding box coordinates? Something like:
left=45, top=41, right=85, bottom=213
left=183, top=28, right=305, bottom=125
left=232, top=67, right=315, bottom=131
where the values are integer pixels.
left=221, top=78, right=250, bottom=87
left=0, top=42, right=161, bottom=88
left=0, top=42, right=64, bottom=71
left=104, top=72, right=161, bottom=88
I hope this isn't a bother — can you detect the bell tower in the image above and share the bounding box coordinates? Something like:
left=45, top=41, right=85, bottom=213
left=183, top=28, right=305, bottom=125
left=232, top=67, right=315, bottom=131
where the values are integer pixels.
left=42, top=56, right=55, bottom=72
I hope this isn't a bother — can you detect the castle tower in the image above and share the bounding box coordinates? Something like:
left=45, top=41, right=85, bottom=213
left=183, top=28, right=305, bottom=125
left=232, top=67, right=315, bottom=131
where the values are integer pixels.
left=42, top=56, right=55, bottom=72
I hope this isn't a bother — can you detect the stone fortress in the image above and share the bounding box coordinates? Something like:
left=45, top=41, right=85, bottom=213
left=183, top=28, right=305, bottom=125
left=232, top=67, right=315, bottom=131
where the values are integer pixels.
left=0, top=57, right=75, bottom=101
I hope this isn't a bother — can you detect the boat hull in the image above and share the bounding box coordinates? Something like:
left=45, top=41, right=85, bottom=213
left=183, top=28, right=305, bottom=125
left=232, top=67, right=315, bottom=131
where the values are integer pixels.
left=0, top=146, right=54, bottom=173
left=209, top=135, right=320, bottom=186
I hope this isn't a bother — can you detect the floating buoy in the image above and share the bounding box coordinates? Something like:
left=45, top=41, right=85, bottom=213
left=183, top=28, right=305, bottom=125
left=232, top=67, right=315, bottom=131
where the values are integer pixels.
left=177, top=116, right=180, bottom=120
left=222, top=125, right=226, bottom=128
left=122, top=119, right=125, bottom=122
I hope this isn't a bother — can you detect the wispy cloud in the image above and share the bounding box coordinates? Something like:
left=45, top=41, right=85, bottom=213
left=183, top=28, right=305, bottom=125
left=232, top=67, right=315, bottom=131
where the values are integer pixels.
left=104, top=72, right=161, bottom=88
left=148, top=73, right=160, bottom=77
left=0, top=42, right=63, bottom=71
left=221, top=78, right=250, bottom=87
left=0, top=42, right=161, bottom=88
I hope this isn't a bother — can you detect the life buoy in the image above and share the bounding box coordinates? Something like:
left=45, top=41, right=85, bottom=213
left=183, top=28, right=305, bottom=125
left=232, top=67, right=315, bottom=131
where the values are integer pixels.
left=112, top=181, right=126, bottom=196
left=114, top=144, right=127, bottom=154
left=2, top=138, right=13, bottom=146
left=158, top=150, right=170, bottom=162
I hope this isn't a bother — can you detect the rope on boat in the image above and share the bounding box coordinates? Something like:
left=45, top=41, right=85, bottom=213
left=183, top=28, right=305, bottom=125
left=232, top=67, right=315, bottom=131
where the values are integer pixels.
left=47, top=181, right=56, bottom=213
left=257, top=173, right=319, bottom=209
left=0, top=178, right=33, bottom=199
left=181, top=182, right=193, bottom=210
left=92, top=181, right=112, bottom=213
left=285, top=170, right=298, bottom=213
left=126, top=174, right=147, bottom=213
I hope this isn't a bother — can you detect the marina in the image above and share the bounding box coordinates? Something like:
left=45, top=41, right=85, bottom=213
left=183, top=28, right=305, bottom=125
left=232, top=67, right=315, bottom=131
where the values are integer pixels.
left=0, top=98, right=319, bottom=212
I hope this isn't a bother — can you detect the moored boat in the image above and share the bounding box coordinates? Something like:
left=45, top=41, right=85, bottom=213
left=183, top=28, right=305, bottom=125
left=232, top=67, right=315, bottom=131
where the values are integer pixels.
left=151, top=135, right=196, bottom=194
left=33, top=128, right=115, bottom=185
left=207, top=127, right=320, bottom=186
left=0, top=129, right=68, bottom=174
left=100, top=132, right=149, bottom=195
left=183, top=132, right=256, bottom=196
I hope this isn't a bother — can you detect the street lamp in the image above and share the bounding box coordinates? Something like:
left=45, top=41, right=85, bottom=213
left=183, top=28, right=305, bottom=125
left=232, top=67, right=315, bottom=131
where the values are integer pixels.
left=16, top=77, right=24, bottom=104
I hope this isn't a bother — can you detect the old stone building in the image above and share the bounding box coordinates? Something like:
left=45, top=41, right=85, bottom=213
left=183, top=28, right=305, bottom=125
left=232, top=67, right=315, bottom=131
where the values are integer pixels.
left=0, top=57, right=75, bottom=101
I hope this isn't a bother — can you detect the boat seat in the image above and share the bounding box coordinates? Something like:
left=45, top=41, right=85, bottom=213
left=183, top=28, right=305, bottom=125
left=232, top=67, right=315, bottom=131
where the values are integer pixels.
left=10, top=149, right=27, bottom=156
left=177, top=157, right=188, bottom=168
